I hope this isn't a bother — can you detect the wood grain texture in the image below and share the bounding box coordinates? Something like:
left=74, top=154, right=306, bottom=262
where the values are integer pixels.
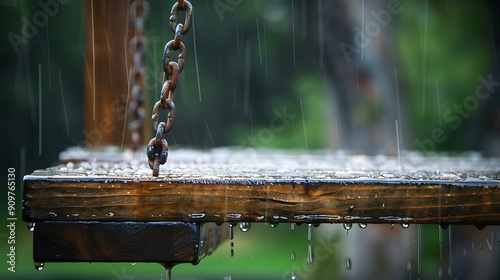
left=33, top=221, right=228, bottom=263
left=23, top=148, right=500, bottom=226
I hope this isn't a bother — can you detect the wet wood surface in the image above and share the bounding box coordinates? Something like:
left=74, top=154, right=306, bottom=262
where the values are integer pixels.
left=33, top=221, right=228, bottom=264
left=24, top=148, right=500, bottom=226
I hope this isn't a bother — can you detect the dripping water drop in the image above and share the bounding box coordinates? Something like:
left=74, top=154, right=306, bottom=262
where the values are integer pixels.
left=358, top=223, right=367, bottom=229
left=165, top=267, right=172, bottom=280
left=291, top=270, right=296, bottom=280
left=35, top=262, right=44, bottom=271
left=291, top=223, right=295, bottom=231
left=291, top=252, right=296, bottom=261
left=130, top=262, right=136, bottom=266
left=28, top=222, right=35, bottom=232
left=401, top=223, right=410, bottom=229
left=344, top=257, right=352, bottom=271
left=307, top=224, right=312, bottom=242
left=239, top=222, right=251, bottom=232
left=307, top=224, right=314, bottom=266
left=476, top=224, right=486, bottom=230
left=343, top=223, right=352, bottom=234
left=307, top=243, right=314, bottom=266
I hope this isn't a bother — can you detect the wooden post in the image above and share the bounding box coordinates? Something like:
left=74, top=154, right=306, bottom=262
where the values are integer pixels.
left=84, top=0, right=148, bottom=149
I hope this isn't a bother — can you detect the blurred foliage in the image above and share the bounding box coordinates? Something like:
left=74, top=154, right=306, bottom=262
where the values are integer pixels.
left=397, top=0, right=492, bottom=152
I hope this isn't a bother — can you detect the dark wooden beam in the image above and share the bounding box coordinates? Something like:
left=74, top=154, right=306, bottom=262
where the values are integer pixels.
left=32, top=221, right=228, bottom=264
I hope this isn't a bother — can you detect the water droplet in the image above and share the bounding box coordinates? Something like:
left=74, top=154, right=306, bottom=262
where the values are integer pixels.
left=187, top=213, right=206, bottom=219
left=229, top=224, right=234, bottom=240
left=347, top=205, right=354, bottom=211
left=344, top=257, right=352, bottom=270
left=226, top=213, right=242, bottom=219
left=291, top=270, right=296, bottom=280
left=230, top=248, right=234, bottom=257
left=291, top=252, right=296, bottom=261
left=27, top=222, right=35, bottom=232
left=307, top=243, right=314, bottom=266
left=239, top=222, right=251, bottom=232
left=130, top=262, right=136, bottom=266
left=291, top=223, right=295, bottom=231
left=343, top=223, right=352, bottom=234
left=270, top=222, right=279, bottom=228
left=476, top=224, right=486, bottom=230
left=442, top=172, right=460, bottom=180
left=401, top=223, right=410, bottom=229
left=165, top=267, right=172, bottom=280
left=406, top=260, right=412, bottom=271
left=35, top=262, right=44, bottom=271
left=381, top=172, right=395, bottom=178
left=307, top=224, right=312, bottom=242
left=106, top=211, right=114, bottom=217
left=390, top=223, right=395, bottom=230
left=358, top=223, right=367, bottom=229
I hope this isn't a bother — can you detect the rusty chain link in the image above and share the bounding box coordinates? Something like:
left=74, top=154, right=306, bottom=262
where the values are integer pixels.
left=147, top=0, right=193, bottom=176
left=128, top=0, right=149, bottom=151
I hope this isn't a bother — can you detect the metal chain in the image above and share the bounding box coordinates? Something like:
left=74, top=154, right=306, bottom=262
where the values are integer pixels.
left=128, top=0, right=149, bottom=151
left=147, top=0, right=193, bottom=176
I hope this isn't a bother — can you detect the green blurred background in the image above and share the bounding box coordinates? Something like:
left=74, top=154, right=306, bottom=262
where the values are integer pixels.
left=1, top=0, right=500, bottom=279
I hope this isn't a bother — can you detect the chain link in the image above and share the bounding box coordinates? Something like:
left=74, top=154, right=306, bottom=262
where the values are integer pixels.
left=128, top=0, right=149, bottom=151
left=147, top=0, right=193, bottom=176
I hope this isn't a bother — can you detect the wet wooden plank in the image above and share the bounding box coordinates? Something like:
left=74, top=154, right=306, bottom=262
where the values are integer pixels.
left=23, top=148, right=500, bottom=226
